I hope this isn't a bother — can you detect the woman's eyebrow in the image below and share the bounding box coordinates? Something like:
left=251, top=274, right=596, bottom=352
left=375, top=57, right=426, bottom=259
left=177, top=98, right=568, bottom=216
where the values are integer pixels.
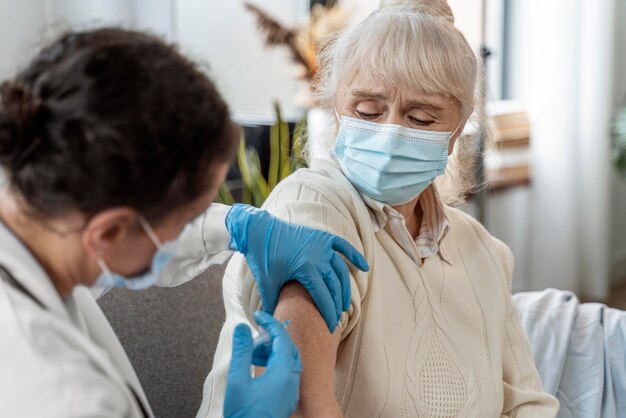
left=351, top=89, right=388, bottom=100
left=351, top=89, right=447, bottom=112
left=405, top=99, right=445, bottom=111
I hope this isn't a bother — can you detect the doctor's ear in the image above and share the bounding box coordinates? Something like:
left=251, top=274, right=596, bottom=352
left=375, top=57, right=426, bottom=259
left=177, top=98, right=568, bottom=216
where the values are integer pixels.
left=81, top=208, right=141, bottom=258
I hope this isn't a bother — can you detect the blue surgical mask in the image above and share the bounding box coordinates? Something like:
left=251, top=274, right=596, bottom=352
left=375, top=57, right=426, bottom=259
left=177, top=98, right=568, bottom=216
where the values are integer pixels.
left=334, top=115, right=452, bottom=205
left=94, top=216, right=178, bottom=291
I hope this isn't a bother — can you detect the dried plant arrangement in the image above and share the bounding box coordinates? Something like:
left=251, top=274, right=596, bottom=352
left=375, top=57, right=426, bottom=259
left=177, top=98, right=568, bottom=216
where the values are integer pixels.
left=244, top=1, right=350, bottom=83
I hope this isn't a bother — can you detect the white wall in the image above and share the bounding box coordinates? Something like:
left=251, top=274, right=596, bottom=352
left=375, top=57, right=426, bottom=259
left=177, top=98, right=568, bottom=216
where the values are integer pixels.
left=175, top=0, right=309, bottom=122
left=45, top=0, right=175, bottom=39
left=46, top=0, right=133, bottom=29
left=0, top=0, right=48, bottom=81
left=132, top=0, right=176, bottom=41
left=0, top=0, right=176, bottom=84
left=0, top=0, right=47, bottom=187
left=3, top=0, right=313, bottom=121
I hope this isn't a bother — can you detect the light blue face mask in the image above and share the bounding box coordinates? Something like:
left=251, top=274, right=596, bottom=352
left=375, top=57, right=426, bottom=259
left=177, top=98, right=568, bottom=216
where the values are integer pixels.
left=94, top=216, right=178, bottom=291
left=334, top=115, right=453, bottom=205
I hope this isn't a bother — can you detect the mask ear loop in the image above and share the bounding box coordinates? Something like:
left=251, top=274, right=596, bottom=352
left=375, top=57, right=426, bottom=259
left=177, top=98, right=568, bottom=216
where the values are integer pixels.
left=97, top=258, right=112, bottom=275
left=334, top=107, right=342, bottom=122
left=449, top=119, right=465, bottom=140
left=137, top=216, right=163, bottom=250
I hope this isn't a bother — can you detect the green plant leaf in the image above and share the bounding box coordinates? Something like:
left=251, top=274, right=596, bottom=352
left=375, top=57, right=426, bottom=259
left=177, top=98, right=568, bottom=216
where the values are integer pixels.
left=268, top=123, right=280, bottom=190
left=237, top=136, right=252, bottom=188
left=242, top=149, right=268, bottom=207
left=248, top=148, right=270, bottom=204
left=290, top=115, right=308, bottom=171
left=216, top=182, right=235, bottom=205
left=237, top=136, right=256, bottom=205
left=280, top=120, right=291, bottom=179
left=612, top=105, right=626, bottom=178
left=273, top=102, right=290, bottom=183
left=219, top=106, right=310, bottom=207
left=242, top=182, right=252, bottom=205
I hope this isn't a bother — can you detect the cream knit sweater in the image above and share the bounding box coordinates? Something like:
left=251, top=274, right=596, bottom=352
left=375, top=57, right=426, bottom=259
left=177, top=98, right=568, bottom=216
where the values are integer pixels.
left=198, top=163, right=559, bottom=418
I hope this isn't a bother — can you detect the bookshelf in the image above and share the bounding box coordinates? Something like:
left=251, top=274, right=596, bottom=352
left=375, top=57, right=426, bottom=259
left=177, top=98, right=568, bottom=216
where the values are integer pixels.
left=485, top=100, right=531, bottom=193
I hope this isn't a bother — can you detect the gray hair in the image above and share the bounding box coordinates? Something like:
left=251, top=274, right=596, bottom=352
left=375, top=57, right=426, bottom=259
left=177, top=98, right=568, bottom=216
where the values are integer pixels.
left=306, top=0, right=482, bottom=205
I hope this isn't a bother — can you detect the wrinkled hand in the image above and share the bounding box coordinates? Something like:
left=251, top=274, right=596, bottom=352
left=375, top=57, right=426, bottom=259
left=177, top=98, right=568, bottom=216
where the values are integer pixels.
left=224, top=311, right=302, bottom=418
left=226, top=204, right=369, bottom=331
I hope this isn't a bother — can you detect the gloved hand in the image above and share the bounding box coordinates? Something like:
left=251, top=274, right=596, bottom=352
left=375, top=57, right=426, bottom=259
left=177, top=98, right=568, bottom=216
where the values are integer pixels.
left=224, top=311, right=302, bottom=418
left=225, top=204, right=369, bottom=332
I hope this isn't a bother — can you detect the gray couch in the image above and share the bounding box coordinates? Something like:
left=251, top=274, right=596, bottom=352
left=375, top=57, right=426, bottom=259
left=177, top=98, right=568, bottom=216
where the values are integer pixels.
left=98, top=263, right=227, bottom=418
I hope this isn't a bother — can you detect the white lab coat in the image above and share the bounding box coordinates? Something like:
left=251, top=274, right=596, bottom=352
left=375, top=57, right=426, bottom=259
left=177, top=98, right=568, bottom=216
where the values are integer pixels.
left=0, top=204, right=234, bottom=418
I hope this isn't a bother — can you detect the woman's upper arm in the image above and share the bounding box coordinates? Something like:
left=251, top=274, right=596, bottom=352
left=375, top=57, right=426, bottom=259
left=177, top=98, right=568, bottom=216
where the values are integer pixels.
left=257, top=180, right=372, bottom=417
left=262, top=179, right=370, bottom=338
left=272, top=281, right=344, bottom=418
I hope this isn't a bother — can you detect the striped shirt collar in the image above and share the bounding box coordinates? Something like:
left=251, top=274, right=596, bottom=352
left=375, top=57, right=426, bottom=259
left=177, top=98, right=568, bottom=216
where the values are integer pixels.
left=359, top=184, right=452, bottom=266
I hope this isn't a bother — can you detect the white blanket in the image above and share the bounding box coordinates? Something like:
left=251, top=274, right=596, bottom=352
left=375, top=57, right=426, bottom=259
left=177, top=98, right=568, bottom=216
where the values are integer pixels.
left=514, top=289, right=626, bottom=418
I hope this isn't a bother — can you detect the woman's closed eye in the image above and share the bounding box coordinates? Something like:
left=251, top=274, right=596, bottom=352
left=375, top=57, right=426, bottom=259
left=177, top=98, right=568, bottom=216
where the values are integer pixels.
left=408, top=115, right=435, bottom=127
left=353, top=100, right=384, bottom=120
left=355, top=110, right=382, bottom=120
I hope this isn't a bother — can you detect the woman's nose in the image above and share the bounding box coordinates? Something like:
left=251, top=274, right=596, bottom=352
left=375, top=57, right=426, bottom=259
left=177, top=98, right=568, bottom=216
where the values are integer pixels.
left=385, top=111, right=405, bottom=127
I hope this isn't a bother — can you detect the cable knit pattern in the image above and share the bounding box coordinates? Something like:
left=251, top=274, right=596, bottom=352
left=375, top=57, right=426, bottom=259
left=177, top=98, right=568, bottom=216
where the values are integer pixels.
left=198, top=162, right=559, bottom=418
left=420, top=335, right=467, bottom=417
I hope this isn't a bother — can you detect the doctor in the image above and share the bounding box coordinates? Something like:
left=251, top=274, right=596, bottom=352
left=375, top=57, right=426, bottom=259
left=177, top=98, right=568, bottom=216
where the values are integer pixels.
left=0, top=28, right=368, bottom=418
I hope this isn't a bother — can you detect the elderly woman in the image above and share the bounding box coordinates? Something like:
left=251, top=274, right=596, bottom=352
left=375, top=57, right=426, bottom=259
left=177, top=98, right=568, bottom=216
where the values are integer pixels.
left=200, top=1, right=559, bottom=417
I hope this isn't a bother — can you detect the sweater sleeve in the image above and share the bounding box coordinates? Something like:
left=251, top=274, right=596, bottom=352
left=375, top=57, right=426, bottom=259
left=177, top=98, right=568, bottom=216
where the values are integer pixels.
left=197, top=175, right=370, bottom=418
left=493, top=238, right=560, bottom=417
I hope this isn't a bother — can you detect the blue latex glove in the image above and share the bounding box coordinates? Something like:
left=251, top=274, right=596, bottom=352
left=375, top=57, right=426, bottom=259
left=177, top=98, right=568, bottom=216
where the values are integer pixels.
left=225, top=204, right=369, bottom=331
left=224, top=311, right=302, bottom=418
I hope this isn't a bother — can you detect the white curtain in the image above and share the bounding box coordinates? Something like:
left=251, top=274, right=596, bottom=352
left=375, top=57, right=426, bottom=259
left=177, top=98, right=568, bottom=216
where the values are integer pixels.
left=522, top=0, right=616, bottom=298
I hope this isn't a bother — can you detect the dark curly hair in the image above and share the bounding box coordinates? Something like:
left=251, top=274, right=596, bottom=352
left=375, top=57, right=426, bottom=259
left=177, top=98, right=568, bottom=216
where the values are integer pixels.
left=0, top=28, right=238, bottom=221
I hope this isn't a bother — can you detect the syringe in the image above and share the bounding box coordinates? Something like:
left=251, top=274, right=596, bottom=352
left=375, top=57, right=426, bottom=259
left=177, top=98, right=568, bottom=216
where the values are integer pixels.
left=253, top=320, right=292, bottom=351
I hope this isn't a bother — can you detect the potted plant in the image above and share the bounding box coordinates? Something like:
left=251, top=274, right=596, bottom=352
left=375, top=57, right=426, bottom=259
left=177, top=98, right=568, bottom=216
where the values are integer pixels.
left=216, top=103, right=307, bottom=207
